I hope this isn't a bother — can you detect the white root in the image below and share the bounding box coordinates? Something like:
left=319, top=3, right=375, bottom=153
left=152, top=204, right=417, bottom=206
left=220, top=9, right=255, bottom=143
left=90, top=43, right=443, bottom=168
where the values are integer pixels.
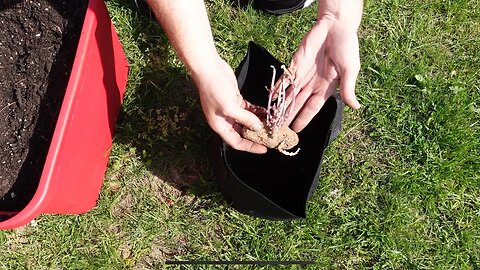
left=277, top=140, right=300, bottom=156
left=278, top=148, right=301, bottom=156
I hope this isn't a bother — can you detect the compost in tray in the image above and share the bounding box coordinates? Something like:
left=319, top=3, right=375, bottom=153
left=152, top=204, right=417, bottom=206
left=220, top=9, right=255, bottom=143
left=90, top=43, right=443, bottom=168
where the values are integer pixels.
left=0, top=0, right=88, bottom=211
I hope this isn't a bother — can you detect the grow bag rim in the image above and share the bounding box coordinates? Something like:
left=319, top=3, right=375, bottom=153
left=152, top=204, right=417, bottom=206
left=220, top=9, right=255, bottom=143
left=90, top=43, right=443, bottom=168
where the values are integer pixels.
left=0, top=0, right=98, bottom=229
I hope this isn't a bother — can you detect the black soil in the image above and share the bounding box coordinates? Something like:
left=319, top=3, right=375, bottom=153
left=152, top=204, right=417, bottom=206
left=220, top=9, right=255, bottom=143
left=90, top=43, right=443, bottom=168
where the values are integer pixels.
left=0, top=0, right=87, bottom=212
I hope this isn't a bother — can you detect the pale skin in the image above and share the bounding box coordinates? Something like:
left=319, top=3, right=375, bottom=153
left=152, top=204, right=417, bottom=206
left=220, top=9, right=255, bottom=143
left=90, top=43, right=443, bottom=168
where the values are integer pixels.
left=145, top=0, right=363, bottom=154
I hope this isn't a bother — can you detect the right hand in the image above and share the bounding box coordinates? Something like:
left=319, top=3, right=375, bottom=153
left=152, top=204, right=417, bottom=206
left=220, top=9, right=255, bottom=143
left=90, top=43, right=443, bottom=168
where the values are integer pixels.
left=192, top=56, right=268, bottom=154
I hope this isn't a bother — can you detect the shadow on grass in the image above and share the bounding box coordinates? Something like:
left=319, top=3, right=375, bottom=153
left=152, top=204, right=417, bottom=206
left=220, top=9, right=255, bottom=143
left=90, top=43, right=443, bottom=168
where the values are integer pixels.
left=111, top=0, right=220, bottom=199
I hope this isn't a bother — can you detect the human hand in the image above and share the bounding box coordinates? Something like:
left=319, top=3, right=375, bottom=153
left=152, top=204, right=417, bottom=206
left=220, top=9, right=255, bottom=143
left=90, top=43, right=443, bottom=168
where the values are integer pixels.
left=193, top=56, right=268, bottom=154
left=287, top=0, right=363, bottom=132
left=145, top=0, right=266, bottom=153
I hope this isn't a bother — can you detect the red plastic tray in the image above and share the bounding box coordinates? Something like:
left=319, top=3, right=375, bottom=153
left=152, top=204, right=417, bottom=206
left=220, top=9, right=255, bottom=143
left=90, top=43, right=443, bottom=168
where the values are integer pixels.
left=0, top=0, right=129, bottom=229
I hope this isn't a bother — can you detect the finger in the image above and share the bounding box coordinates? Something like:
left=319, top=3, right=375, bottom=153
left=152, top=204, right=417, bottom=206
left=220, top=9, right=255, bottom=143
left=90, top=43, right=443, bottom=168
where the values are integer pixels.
left=221, top=123, right=268, bottom=154
left=335, top=34, right=361, bottom=109
left=283, top=83, right=300, bottom=111
left=241, top=99, right=268, bottom=118
left=285, top=75, right=335, bottom=127
left=291, top=79, right=338, bottom=132
left=284, top=79, right=316, bottom=126
left=230, top=107, right=263, bottom=131
left=339, top=65, right=361, bottom=109
left=291, top=94, right=326, bottom=133
left=283, top=56, right=327, bottom=115
left=290, top=52, right=318, bottom=91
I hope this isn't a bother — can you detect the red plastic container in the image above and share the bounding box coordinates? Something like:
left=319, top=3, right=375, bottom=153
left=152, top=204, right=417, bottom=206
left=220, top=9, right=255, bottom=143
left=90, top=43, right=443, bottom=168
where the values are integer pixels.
left=0, top=0, right=128, bottom=229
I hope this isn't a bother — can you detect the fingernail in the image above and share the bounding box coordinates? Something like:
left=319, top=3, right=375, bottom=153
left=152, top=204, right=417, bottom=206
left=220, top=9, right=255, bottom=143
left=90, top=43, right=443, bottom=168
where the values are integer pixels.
left=351, top=100, right=361, bottom=109
left=252, top=123, right=262, bottom=131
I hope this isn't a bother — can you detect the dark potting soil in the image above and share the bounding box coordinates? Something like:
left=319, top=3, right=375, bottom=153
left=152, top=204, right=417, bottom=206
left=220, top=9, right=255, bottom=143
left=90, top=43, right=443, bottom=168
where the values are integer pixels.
left=0, top=0, right=87, bottom=212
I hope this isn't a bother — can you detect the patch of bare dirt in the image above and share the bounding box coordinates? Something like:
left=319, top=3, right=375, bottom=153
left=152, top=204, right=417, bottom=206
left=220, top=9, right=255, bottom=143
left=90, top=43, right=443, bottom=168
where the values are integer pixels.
left=111, top=193, right=134, bottom=217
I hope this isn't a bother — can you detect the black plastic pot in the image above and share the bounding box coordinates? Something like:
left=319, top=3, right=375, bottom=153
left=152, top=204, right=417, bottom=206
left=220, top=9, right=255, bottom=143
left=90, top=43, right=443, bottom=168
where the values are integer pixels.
left=211, top=41, right=344, bottom=220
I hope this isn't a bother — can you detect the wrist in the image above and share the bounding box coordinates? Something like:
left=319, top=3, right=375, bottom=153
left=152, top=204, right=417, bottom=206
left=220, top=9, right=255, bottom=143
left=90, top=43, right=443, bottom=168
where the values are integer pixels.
left=189, top=53, right=228, bottom=94
left=184, top=48, right=221, bottom=78
left=189, top=53, right=222, bottom=80
left=317, top=0, right=363, bottom=30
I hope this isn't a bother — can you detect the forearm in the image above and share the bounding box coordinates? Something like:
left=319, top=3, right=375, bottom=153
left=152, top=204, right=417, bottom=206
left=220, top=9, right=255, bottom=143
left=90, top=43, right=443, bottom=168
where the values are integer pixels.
left=145, top=0, right=219, bottom=79
left=317, top=0, right=363, bottom=30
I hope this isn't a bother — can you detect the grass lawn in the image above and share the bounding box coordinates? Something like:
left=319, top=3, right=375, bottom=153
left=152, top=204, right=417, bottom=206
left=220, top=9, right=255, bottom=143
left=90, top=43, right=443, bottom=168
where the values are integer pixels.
left=1, top=0, right=479, bottom=269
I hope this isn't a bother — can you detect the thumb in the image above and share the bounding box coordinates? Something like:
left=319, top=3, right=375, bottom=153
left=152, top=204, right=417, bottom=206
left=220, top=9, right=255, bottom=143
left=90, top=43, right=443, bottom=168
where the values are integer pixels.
left=339, top=66, right=361, bottom=109
left=231, top=108, right=263, bottom=132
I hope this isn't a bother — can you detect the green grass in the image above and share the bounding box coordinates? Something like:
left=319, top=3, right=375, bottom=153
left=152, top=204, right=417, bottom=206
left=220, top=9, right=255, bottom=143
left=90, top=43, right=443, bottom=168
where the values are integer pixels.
left=1, top=0, right=479, bottom=269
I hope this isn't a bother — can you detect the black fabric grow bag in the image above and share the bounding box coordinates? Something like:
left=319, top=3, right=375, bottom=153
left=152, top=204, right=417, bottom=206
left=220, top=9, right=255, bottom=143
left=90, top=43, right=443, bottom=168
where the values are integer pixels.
left=211, top=41, right=344, bottom=220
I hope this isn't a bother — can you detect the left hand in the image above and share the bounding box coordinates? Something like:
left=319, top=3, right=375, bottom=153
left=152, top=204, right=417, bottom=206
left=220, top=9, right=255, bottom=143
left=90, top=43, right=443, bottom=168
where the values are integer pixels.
left=287, top=11, right=362, bottom=132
